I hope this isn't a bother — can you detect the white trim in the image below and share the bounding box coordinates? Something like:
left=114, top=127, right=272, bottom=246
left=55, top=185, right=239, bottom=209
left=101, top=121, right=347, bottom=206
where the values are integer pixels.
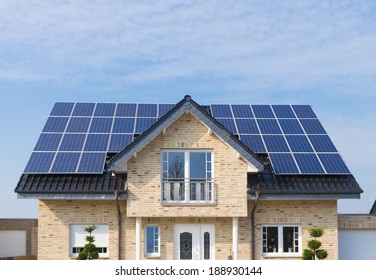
left=144, top=225, right=160, bottom=258
left=135, top=218, right=142, bottom=260
left=232, top=217, right=238, bottom=260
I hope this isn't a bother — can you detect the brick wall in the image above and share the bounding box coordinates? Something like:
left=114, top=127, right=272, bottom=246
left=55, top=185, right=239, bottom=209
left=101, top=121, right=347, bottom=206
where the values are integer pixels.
left=338, top=214, right=376, bottom=229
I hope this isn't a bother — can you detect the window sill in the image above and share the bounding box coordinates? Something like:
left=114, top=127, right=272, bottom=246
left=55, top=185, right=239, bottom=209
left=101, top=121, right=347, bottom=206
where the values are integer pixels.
left=262, top=253, right=301, bottom=258
left=144, top=254, right=160, bottom=259
left=162, top=201, right=214, bottom=205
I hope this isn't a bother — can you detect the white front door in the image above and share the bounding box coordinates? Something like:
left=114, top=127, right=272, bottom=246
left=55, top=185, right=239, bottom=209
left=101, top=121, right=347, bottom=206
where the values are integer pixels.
left=174, top=224, right=215, bottom=260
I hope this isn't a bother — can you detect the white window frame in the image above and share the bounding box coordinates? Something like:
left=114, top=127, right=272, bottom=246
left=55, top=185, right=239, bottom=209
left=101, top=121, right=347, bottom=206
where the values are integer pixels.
left=261, top=225, right=302, bottom=257
left=161, top=149, right=214, bottom=204
left=144, top=225, right=160, bottom=258
left=69, top=224, right=109, bottom=258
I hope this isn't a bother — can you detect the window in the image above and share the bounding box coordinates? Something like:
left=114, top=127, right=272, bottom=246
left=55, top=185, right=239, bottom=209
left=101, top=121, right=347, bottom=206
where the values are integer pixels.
left=161, top=150, right=213, bottom=203
left=262, top=225, right=301, bottom=256
left=145, top=225, right=160, bottom=257
left=70, top=224, right=109, bottom=258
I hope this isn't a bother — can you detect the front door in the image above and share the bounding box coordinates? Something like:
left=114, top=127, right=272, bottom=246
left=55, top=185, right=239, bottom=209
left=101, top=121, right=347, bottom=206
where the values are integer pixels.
left=174, top=224, right=215, bottom=260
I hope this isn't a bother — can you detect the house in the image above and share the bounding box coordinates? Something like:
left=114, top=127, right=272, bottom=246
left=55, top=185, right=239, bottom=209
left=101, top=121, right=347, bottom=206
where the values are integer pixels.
left=15, top=95, right=363, bottom=260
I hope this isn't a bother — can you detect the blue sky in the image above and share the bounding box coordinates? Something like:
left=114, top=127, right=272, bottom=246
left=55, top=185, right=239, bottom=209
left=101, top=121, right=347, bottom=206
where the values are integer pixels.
left=0, top=0, right=375, bottom=218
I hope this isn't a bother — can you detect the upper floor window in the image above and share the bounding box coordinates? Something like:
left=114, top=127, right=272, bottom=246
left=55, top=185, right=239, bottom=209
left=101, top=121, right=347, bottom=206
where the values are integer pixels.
left=161, top=150, right=213, bottom=204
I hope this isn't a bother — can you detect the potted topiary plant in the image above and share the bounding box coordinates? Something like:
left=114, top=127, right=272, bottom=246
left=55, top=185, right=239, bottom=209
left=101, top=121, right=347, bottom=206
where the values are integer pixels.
left=76, top=225, right=99, bottom=260
left=302, top=227, right=328, bottom=260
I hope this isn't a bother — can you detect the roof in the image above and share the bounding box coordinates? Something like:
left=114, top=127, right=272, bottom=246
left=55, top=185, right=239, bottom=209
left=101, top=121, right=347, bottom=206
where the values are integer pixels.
left=370, top=200, right=376, bottom=215
left=110, top=95, right=264, bottom=172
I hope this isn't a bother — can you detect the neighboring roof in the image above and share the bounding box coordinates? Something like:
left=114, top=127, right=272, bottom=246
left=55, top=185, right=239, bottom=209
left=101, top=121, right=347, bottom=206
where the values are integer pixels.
left=110, top=95, right=265, bottom=172
left=15, top=173, right=126, bottom=194
left=370, top=200, right=376, bottom=215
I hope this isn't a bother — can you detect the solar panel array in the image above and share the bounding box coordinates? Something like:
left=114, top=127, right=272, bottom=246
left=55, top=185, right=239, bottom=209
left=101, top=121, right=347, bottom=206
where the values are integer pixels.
left=24, top=102, right=351, bottom=175
left=210, top=104, right=350, bottom=175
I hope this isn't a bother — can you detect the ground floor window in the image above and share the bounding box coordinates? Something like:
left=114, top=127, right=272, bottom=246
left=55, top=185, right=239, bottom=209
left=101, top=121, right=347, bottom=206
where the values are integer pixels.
left=262, top=225, right=301, bottom=256
left=70, top=224, right=109, bottom=258
left=145, top=225, right=160, bottom=257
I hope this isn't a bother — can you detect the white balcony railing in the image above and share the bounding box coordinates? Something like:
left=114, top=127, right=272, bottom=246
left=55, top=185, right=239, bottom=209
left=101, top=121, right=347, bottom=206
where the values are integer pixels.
left=162, top=179, right=214, bottom=204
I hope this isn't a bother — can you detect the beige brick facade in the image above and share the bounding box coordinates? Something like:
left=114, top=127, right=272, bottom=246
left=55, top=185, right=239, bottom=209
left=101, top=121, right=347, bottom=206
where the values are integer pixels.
left=338, top=214, right=376, bottom=230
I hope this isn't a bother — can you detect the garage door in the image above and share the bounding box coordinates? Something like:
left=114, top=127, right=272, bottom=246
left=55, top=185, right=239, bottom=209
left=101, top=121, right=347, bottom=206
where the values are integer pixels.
left=339, top=230, right=376, bottom=260
left=0, top=230, right=26, bottom=258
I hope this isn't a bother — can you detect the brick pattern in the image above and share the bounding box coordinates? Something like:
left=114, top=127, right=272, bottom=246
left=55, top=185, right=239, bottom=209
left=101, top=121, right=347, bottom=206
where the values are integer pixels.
left=338, top=215, right=376, bottom=229
left=126, top=113, right=248, bottom=218
left=0, top=219, right=38, bottom=258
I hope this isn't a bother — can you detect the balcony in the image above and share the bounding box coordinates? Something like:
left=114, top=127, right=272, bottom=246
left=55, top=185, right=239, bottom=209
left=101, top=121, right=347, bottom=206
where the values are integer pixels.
left=162, top=179, right=214, bottom=204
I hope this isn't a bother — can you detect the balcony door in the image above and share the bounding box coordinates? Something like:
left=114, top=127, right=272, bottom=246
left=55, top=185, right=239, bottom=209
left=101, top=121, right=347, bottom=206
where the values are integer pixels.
left=173, top=224, right=215, bottom=260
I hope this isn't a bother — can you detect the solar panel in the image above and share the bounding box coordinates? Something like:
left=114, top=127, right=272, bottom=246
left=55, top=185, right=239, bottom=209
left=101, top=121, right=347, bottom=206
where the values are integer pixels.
left=263, top=135, right=290, bottom=152
left=112, top=118, right=135, bottom=133
left=278, top=119, right=304, bottom=134
left=50, top=102, right=74, bottom=116
left=116, top=103, right=137, bottom=117
left=84, top=134, right=110, bottom=151
left=42, top=117, right=69, bottom=132
left=240, top=135, right=266, bottom=153
left=89, top=118, right=113, bottom=133
left=235, top=119, right=259, bottom=134
left=217, top=118, right=237, bottom=134
left=34, top=133, right=62, bottom=151
left=269, top=153, right=299, bottom=174
left=94, top=103, right=116, bottom=116
left=318, top=154, right=350, bottom=174
left=257, top=119, right=282, bottom=134
left=135, top=118, right=157, bottom=133
left=159, top=104, right=175, bottom=117
left=272, top=105, right=295, bottom=118
left=292, top=105, right=317, bottom=118
left=72, top=103, right=95, bottom=116
left=51, top=152, right=80, bottom=173
left=231, top=105, right=253, bottom=118
left=59, top=134, right=86, bottom=151
left=77, top=153, right=106, bottom=173
left=300, top=119, right=327, bottom=134
left=308, top=135, right=337, bottom=152
left=108, top=134, right=133, bottom=152
left=66, top=117, right=91, bottom=133
left=137, top=104, right=157, bottom=117
left=210, top=105, right=232, bottom=118
left=294, top=153, right=325, bottom=174
left=286, top=135, right=313, bottom=152
left=24, top=152, right=55, bottom=173
left=252, top=105, right=274, bottom=118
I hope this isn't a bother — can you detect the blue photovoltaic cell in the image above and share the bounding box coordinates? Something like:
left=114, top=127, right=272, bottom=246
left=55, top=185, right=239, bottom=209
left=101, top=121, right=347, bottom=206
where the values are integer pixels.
left=240, top=135, right=266, bottom=153
left=257, top=119, right=282, bottom=134
left=300, top=119, right=327, bottom=134
left=235, top=119, right=259, bottom=134
left=272, top=105, right=295, bottom=118
left=251, top=105, right=274, bottom=118
left=108, top=134, right=133, bottom=152
left=292, top=105, right=317, bottom=118
left=51, top=152, right=80, bottom=173
left=135, top=118, right=157, bottom=133
left=116, top=103, right=137, bottom=117
left=159, top=104, right=175, bottom=117
left=263, top=135, right=290, bottom=152
left=50, top=102, right=74, bottom=116
left=42, top=117, right=69, bottom=132
left=211, top=105, right=232, bottom=118
left=72, top=103, right=95, bottom=116
left=269, top=153, right=299, bottom=174
left=294, top=153, right=325, bottom=174
left=89, top=118, right=113, bottom=133
left=137, top=104, right=157, bottom=117
left=217, top=118, right=237, bottom=134
left=59, top=134, right=86, bottom=151
left=318, top=154, right=350, bottom=174
left=66, top=117, right=91, bottom=133
left=286, top=135, right=313, bottom=152
left=24, top=152, right=55, bottom=173
left=231, top=105, right=254, bottom=118
left=34, top=133, right=62, bottom=151
left=84, top=134, right=110, bottom=151
left=308, top=135, right=337, bottom=152
left=77, top=153, right=106, bottom=173
left=112, top=118, right=135, bottom=133
left=94, top=103, right=116, bottom=116
left=278, top=119, right=304, bottom=134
